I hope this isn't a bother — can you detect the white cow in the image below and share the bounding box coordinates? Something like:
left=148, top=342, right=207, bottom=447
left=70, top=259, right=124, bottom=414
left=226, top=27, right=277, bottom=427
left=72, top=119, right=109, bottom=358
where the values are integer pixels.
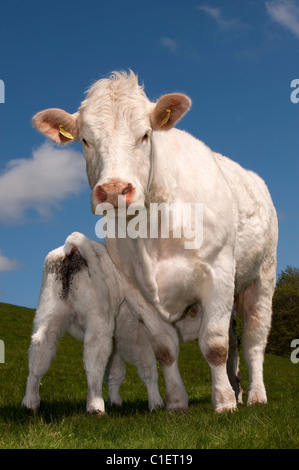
left=32, top=71, right=278, bottom=412
left=22, top=232, right=163, bottom=413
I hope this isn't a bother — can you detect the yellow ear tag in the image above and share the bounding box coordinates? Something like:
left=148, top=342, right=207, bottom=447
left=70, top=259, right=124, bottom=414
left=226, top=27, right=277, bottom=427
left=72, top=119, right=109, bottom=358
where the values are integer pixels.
left=59, top=124, right=74, bottom=140
left=160, top=108, right=171, bottom=127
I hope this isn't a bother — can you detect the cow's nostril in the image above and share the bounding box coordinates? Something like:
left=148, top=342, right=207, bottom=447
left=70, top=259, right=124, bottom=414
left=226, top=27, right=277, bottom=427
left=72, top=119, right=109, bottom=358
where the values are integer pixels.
left=95, top=186, right=107, bottom=203
left=122, top=183, right=133, bottom=196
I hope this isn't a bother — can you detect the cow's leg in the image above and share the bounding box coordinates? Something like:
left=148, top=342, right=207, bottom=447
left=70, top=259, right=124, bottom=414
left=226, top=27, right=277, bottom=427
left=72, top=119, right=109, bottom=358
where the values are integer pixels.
left=22, top=306, right=67, bottom=411
left=162, top=357, right=188, bottom=413
left=199, top=314, right=237, bottom=412
left=124, top=291, right=188, bottom=412
left=198, top=266, right=237, bottom=413
left=143, top=316, right=188, bottom=412
left=240, top=269, right=274, bottom=405
left=105, top=349, right=127, bottom=407
left=83, top=314, right=114, bottom=414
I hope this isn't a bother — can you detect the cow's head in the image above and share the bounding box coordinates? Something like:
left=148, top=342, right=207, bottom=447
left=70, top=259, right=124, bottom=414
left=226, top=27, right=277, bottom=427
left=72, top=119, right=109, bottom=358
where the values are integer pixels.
left=33, top=71, right=191, bottom=213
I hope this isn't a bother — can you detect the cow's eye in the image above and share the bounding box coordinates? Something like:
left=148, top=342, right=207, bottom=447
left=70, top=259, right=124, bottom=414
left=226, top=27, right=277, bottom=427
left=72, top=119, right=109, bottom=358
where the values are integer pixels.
left=82, top=138, right=89, bottom=148
left=142, top=132, right=150, bottom=143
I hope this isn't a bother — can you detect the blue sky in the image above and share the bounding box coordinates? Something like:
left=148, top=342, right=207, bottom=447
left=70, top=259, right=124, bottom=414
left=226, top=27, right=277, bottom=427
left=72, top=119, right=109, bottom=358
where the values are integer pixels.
left=0, top=0, right=298, bottom=309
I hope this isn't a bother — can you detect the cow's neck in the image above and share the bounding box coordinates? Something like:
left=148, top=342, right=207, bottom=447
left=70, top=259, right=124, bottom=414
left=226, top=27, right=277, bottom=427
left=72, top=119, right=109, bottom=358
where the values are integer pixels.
left=147, top=127, right=199, bottom=205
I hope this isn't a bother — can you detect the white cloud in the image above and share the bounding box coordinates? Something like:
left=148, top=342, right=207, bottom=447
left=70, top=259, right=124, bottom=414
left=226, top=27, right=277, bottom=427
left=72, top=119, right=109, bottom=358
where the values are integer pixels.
left=161, top=37, right=179, bottom=53
left=266, top=0, right=299, bottom=38
left=0, top=251, right=21, bottom=272
left=0, top=142, right=88, bottom=223
left=197, top=5, right=245, bottom=30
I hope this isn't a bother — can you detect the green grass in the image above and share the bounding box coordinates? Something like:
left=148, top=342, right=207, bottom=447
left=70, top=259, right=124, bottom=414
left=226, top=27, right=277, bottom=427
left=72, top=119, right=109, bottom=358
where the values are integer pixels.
left=0, top=302, right=298, bottom=449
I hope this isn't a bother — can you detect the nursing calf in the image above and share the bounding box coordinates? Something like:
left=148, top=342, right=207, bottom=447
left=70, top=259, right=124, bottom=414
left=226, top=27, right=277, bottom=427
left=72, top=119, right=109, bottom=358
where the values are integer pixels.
left=22, top=232, right=163, bottom=413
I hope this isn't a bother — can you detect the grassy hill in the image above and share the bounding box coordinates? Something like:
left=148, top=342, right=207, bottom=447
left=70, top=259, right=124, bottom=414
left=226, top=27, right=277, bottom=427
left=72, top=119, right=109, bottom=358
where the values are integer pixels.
left=0, top=302, right=298, bottom=449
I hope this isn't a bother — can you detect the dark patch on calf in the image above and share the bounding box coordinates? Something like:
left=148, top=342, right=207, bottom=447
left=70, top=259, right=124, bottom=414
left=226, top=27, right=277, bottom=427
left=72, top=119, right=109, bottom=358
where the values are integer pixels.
left=48, top=251, right=88, bottom=299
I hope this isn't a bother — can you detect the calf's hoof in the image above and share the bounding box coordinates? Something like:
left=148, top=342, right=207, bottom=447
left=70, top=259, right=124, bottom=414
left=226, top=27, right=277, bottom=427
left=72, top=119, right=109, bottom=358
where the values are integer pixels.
left=149, top=398, right=164, bottom=411
left=21, top=397, right=40, bottom=412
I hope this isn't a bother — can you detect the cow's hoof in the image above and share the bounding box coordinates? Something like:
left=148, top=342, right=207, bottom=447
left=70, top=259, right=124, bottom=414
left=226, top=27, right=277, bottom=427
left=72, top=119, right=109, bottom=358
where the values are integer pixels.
left=86, top=397, right=105, bottom=415
left=215, top=402, right=237, bottom=413
left=88, top=408, right=106, bottom=416
left=247, top=383, right=267, bottom=406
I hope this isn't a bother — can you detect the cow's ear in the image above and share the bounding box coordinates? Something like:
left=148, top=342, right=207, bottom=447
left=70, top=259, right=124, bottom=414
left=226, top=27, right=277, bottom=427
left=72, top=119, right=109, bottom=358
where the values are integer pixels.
left=32, top=108, right=79, bottom=145
left=151, top=93, right=191, bottom=130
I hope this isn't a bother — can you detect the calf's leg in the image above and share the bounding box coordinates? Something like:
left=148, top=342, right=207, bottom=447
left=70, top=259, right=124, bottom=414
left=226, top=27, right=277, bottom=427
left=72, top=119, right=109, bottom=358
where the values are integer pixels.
left=105, top=350, right=127, bottom=407
left=22, top=306, right=67, bottom=411
left=79, top=311, right=113, bottom=414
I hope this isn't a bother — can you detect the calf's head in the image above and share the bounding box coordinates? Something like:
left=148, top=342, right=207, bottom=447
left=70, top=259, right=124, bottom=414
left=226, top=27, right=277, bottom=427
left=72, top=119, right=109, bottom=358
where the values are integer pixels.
left=33, top=71, right=191, bottom=213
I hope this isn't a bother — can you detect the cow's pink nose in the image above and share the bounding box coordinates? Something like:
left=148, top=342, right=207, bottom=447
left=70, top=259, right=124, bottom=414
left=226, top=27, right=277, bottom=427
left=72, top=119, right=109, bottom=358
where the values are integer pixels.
left=94, top=181, right=134, bottom=207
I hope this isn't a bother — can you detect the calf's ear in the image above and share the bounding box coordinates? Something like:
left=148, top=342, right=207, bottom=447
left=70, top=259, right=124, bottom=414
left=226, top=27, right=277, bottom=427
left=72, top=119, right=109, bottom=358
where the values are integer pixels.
left=32, top=108, right=79, bottom=145
left=151, top=93, right=191, bottom=130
